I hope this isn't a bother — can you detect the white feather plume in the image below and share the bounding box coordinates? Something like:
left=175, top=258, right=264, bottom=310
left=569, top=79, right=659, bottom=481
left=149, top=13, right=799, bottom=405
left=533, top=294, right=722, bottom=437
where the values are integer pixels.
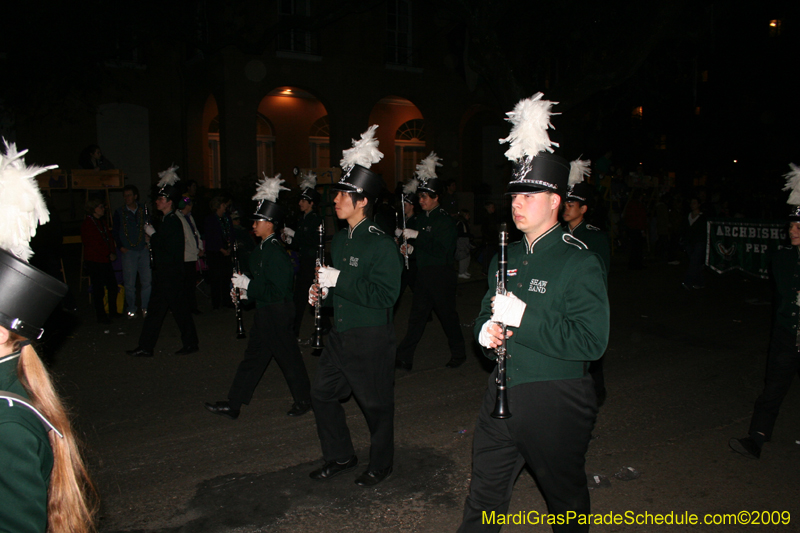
left=783, top=163, right=800, bottom=206
left=340, top=125, right=383, bottom=171
left=253, top=173, right=289, bottom=203
left=403, top=178, right=419, bottom=195
left=0, top=140, right=56, bottom=261
left=415, top=152, right=442, bottom=182
left=157, top=165, right=180, bottom=188
left=299, top=170, right=317, bottom=191
left=499, top=92, right=560, bottom=161
left=569, top=158, right=591, bottom=187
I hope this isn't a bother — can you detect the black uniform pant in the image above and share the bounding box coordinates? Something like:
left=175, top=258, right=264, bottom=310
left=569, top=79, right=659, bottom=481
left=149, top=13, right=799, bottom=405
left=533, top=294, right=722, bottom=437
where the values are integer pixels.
left=138, top=270, right=198, bottom=350
left=396, top=265, right=465, bottom=365
left=207, top=251, right=232, bottom=309
left=183, top=261, right=199, bottom=313
left=228, top=302, right=311, bottom=409
left=311, top=324, right=396, bottom=471
left=86, top=261, right=118, bottom=319
left=458, top=374, right=597, bottom=533
left=293, top=256, right=316, bottom=337
left=749, top=328, right=800, bottom=441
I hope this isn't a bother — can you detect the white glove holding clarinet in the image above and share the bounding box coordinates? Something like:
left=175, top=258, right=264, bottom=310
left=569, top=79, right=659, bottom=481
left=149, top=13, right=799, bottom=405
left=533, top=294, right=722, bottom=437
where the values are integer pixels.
left=478, top=292, right=525, bottom=349
left=308, top=284, right=329, bottom=306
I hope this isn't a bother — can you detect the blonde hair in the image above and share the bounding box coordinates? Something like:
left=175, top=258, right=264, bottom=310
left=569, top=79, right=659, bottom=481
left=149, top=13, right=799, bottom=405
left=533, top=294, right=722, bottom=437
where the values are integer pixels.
left=13, top=337, right=98, bottom=532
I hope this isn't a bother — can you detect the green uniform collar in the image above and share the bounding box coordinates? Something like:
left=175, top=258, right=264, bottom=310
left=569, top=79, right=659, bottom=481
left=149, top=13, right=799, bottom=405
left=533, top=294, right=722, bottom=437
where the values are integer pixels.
left=522, top=222, right=562, bottom=254
left=347, top=217, right=369, bottom=239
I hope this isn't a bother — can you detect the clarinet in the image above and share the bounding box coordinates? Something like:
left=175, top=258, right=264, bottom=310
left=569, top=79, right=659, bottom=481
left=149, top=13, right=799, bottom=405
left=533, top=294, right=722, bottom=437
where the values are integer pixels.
left=144, top=202, right=154, bottom=269
left=490, top=222, right=511, bottom=419
left=401, top=195, right=409, bottom=269
left=311, top=222, right=325, bottom=348
left=232, top=240, right=246, bottom=339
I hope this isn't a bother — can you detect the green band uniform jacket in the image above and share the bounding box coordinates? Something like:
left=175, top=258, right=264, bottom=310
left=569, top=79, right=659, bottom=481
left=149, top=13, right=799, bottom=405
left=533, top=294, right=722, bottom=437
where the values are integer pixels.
left=564, top=220, right=611, bottom=287
left=325, top=218, right=402, bottom=332
left=292, top=211, right=323, bottom=260
left=473, top=223, right=610, bottom=386
left=248, top=234, right=294, bottom=307
left=770, top=246, right=800, bottom=335
left=151, top=211, right=185, bottom=275
left=413, top=207, right=457, bottom=269
left=0, top=352, right=52, bottom=533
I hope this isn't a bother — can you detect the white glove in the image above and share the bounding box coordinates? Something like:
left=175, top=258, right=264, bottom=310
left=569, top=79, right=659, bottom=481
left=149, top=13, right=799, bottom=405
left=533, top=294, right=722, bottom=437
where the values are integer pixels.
left=144, top=223, right=156, bottom=236
left=478, top=320, right=497, bottom=349
left=318, top=266, right=340, bottom=288
left=402, top=228, right=419, bottom=239
left=284, top=227, right=295, bottom=238
left=478, top=320, right=513, bottom=349
left=231, top=288, right=247, bottom=302
left=232, top=273, right=251, bottom=290
left=491, top=292, right=526, bottom=328
left=308, top=285, right=329, bottom=305
left=400, top=243, right=414, bottom=256
left=394, top=228, right=403, bottom=238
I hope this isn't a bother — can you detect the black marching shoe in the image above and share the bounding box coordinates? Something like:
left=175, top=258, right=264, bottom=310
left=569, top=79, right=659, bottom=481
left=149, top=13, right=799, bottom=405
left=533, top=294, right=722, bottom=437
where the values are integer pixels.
left=355, top=466, right=393, bottom=487
left=287, top=401, right=312, bottom=417
left=175, top=345, right=199, bottom=355
left=127, top=347, right=153, bottom=357
left=729, top=437, right=761, bottom=459
left=395, top=360, right=412, bottom=371
left=445, top=357, right=466, bottom=368
left=309, top=456, right=358, bottom=481
left=204, top=401, right=240, bottom=419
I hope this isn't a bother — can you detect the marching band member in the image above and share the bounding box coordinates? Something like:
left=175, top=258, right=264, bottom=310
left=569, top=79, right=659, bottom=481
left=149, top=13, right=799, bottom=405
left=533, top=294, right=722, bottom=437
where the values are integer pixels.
left=0, top=141, right=96, bottom=532
left=308, top=126, right=402, bottom=487
left=458, top=95, right=609, bottom=533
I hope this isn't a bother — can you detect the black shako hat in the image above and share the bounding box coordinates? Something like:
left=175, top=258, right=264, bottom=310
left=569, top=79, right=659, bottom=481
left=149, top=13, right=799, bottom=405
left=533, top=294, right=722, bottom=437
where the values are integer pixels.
left=252, top=199, right=286, bottom=224
left=332, top=164, right=385, bottom=200
left=300, top=187, right=321, bottom=205
left=505, top=152, right=570, bottom=197
left=417, top=177, right=443, bottom=197
left=0, top=249, right=68, bottom=340
left=566, top=181, right=593, bottom=204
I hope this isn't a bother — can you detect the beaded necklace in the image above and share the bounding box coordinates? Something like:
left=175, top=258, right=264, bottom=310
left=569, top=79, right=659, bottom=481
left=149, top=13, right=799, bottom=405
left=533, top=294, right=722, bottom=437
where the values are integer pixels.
left=121, top=205, right=145, bottom=247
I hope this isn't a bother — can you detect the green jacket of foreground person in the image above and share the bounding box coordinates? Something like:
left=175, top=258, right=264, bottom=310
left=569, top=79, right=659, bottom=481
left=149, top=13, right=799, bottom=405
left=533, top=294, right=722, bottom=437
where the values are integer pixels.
left=247, top=234, right=294, bottom=308
left=0, top=352, right=52, bottom=533
left=324, top=219, right=402, bottom=332
left=474, top=225, right=610, bottom=385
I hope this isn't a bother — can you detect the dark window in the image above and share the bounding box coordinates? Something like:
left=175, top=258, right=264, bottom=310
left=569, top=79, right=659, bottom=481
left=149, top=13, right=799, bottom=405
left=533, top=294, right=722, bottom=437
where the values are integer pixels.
left=386, top=0, right=412, bottom=65
left=278, top=0, right=318, bottom=54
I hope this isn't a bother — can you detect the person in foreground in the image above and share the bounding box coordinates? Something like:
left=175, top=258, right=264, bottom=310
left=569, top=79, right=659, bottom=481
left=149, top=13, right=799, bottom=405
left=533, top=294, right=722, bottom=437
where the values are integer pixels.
left=307, top=125, right=402, bottom=487
left=730, top=163, right=800, bottom=460
left=458, top=95, right=610, bottom=533
left=0, top=140, right=96, bottom=532
left=205, top=174, right=312, bottom=419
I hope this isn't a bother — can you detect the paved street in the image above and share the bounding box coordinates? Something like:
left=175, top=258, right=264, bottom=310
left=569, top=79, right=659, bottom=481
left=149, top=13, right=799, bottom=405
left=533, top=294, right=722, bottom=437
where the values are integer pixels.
left=48, top=257, right=799, bottom=532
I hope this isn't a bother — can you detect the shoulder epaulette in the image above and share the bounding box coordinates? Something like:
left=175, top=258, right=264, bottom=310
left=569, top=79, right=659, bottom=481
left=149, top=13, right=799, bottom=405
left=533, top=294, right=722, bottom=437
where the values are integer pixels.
left=586, top=224, right=602, bottom=232
left=562, top=233, right=588, bottom=250
left=368, top=225, right=385, bottom=235
left=0, top=392, right=63, bottom=438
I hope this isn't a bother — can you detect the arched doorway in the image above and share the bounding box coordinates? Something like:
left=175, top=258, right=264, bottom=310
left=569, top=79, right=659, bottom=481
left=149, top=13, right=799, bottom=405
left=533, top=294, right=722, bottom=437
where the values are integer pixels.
left=257, top=87, right=328, bottom=185
left=368, top=96, right=424, bottom=188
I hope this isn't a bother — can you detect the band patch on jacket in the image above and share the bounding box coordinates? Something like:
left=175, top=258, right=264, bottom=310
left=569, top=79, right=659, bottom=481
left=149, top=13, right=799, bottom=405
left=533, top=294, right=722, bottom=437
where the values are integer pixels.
left=529, top=279, right=548, bottom=293
left=350, top=256, right=359, bottom=267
